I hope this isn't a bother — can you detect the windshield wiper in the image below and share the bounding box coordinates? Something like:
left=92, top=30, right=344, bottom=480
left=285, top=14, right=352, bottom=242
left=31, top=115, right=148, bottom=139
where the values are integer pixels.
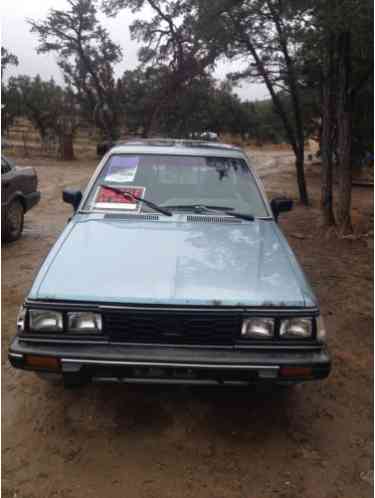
left=207, top=208, right=254, bottom=221
left=162, top=203, right=254, bottom=221
left=162, top=204, right=235, bottom=212
left=221, top=212, right=255, bottom=221
left=100, top=184, right=172, bottom=217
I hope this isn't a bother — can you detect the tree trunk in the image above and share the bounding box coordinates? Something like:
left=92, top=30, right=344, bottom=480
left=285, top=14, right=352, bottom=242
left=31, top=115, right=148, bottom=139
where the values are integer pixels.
left=242, top=34, right=309, bottom=205
left=296, top=142, right=308, bottom=205
left=143, top=105, right=161, bottom=138
left=58, top=133, right=74, bottom=161
left=321, top=96, right=335, bottom=225
left=337, top=111, right=352, bottom=233
left=320, top=35, right=336, bottom=226
left=295, top=146, right=309, bottom=206
left=265, top=0, right=309, bottom=206
left=336, top=31, right=353, bottom=235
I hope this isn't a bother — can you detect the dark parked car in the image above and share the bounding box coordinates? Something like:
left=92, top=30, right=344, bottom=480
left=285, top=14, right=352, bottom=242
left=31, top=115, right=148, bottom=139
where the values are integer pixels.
left=9, top=140, right=330, bottom=388
left=2, top=155, right=41, bottom=242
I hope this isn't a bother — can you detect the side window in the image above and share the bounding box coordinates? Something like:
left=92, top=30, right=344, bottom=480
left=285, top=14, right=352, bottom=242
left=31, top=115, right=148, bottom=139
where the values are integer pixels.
left=1, top=157, right=11, bottom=175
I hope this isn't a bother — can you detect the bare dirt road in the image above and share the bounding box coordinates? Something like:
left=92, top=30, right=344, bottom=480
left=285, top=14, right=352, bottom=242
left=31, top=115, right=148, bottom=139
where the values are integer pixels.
left=2, top=149, right=373, bottom=498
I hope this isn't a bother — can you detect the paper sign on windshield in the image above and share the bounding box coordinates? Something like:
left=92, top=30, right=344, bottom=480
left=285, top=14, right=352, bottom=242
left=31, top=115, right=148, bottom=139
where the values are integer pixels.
left=105, top=156, right=139, bottom=183
left=94, top=185, right=146, bottom=211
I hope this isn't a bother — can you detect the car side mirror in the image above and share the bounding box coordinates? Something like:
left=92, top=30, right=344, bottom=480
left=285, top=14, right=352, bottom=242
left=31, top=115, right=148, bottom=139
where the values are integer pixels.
left=63, top=188, right=82, bottom=211
left=270, top=197, right=293, bottom=221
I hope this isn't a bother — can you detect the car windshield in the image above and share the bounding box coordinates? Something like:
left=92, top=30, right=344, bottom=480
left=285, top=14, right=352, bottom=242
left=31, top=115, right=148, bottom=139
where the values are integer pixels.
left=84, top=154, right=269, bottom=217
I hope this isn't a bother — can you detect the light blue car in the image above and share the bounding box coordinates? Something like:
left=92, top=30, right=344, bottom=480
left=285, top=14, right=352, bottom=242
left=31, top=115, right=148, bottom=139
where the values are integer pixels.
left=9, top=140, right=331, bottom=387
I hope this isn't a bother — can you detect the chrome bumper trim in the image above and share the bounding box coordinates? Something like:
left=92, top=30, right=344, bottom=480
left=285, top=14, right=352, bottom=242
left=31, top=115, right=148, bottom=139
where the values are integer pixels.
left=61, top=357, right=279, bottom=370
left=9, top=352, right=23, bottom=359
left=92, top=377, right=254, bottom=386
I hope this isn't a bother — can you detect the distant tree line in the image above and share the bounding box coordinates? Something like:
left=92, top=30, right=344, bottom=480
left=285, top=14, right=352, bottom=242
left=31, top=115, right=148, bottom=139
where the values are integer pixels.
left=1, top=68, right=287, bottom=153
left=1, top=0, right=373, bottom=234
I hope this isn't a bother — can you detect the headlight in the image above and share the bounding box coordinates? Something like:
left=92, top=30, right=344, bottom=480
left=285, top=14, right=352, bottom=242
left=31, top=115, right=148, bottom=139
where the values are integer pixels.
left=280, top=318, right=312, bottom=339
left=316, top=316, right=327, bottom=343
left=67, top=312, right=102, bottom=334
left=29, top=309, right=63, bottom=332
left=241, top=318, right=275, bottom=339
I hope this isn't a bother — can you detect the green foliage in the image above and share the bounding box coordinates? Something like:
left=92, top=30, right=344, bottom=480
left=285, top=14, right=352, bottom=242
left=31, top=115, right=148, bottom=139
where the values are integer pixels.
left=4, top=75, right=81, bottom=146
left=29, top=0, right=122, bottom=140
left=3, top=0, right=371, bottom=165
left=1, top=47, right=20, bottom=134
left=352, top=81, right=374, bottom=160
left=8, top=75, right=62, bottom=139
left=119, top=65, right=286, bottom=142
left=2, top=78, right=22, bottom=136
left=103, top=0, right=220, bottom=136
left=311, top=0, right=373, bottom=159
left=103, top=0, right=215, bottom=71
left=119, top=65, right=170, bottom=134
left=1, top=47, right=19, bottom=79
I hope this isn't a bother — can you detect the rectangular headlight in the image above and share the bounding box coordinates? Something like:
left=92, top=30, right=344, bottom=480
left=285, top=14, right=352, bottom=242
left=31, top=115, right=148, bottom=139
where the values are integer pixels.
left=67, top=312, right=102, bottom=334
left=241, top=318, right=275, bottom=339
left=29, top=309, right=63, bottom=333
left=280, top=318, right=312, bottom=339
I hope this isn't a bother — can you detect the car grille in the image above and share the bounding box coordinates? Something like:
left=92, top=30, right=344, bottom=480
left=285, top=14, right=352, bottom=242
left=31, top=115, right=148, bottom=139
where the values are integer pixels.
left=104, top=310, right=242, bottom=345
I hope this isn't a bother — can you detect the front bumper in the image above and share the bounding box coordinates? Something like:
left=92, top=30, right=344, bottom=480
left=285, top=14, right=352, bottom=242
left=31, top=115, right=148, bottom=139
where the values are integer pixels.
left=9, top=337, right=331, bottom=385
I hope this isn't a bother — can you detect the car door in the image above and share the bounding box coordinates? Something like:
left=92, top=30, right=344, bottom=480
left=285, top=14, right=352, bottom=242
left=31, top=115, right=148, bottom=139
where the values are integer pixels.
left=3, top=155, right=24, bottom=218
left=2, top=156, right=15, bottom=222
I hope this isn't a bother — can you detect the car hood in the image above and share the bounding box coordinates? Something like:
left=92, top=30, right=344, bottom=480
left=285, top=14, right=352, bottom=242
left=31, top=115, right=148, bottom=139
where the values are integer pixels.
left=29, top=215, right=317, bottom=307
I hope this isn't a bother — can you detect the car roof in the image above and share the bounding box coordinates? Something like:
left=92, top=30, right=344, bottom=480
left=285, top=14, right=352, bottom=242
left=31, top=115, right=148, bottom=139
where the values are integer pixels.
left=108, top=139, right=246, bottom=159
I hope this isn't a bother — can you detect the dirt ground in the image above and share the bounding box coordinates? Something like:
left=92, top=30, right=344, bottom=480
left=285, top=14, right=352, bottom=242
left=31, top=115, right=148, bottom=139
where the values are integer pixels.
left=2, top=148, right=373, bottom=498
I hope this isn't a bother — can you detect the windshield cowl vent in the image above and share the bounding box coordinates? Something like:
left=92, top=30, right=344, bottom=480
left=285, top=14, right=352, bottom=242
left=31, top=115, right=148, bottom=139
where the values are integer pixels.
left=105, top=213, right=160, bottom=221
left=186, top=215, right=241, bottom=224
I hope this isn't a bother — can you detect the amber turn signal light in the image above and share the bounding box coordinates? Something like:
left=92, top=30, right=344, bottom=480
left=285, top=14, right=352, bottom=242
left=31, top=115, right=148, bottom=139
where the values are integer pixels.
left=24, top=355, right=60, bottom=371
left=279, top=366, right=312, bottom=378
